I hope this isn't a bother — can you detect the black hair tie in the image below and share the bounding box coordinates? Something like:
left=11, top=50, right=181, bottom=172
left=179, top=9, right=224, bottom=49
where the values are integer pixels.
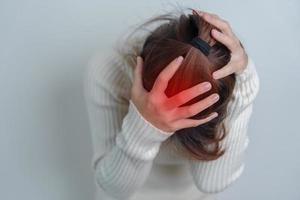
left=190, top=37, right=211, bottom=56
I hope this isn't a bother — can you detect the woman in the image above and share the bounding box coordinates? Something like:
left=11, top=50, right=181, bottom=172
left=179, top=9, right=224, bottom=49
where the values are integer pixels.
left=84, top=8, right=260, bottom=200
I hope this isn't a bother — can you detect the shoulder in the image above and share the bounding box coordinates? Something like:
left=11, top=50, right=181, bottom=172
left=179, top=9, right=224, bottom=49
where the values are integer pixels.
left=83, top=51, right=133, bottom=104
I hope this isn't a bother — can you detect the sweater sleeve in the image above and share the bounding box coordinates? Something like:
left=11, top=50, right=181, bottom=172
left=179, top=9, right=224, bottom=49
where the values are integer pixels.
left=83, top=56, right=172, bottom=200
left=188, top=56, right=260, bottom=193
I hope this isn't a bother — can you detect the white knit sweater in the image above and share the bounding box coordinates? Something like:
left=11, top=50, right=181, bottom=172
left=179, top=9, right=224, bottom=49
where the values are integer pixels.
left=83, top=52, right=260, bottom=200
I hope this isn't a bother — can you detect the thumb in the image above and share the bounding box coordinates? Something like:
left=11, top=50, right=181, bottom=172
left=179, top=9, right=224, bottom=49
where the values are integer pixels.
left=133, top=56, right=145, bottom=93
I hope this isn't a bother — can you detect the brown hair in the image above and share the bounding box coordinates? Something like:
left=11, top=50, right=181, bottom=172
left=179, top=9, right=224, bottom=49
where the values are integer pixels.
left=117, top=8, right=236, bottom=161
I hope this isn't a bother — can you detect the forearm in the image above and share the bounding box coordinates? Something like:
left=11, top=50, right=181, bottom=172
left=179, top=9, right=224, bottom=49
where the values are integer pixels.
left=188, top=56, right=260, bottom=193
left=188, top=107, right=252, bottom=193
left=227, top=56, right=260, bottom=120
left=94, top=145, right=154, bottom=200
left=93, top=100, right=170, bottom=199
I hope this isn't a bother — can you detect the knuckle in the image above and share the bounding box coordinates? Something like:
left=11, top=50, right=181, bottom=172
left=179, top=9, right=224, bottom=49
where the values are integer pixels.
left=157, top=74, right=167, bottom=83
left=206, top=95, right=216, bottom=105
left=222, top=21, right=232, bottom=33
left=232, top=40, right=240, bottom=49
left=194, top=103, right=205, bottom=113
left=223, top=20, right=231, bottom=29
left=176, top=94, right=185, bottom=105
left=188, top=105, right=197, bottom=116
left=201, top=97, right=215, bottom=108
left=147, top=94, right=156, bottom=105
left=194, top=120, right=203, bottom=127
left=228, top=39, right=237, bottom=47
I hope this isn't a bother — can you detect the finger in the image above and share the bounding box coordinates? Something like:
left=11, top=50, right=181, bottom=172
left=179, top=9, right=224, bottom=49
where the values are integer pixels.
left=211, top=29, right=239, bottom=52
left=194, top=9, right=220, bottom=21
left=173, top=112, right=218, bottom=130
left=192, top=9, right=204, bottom=17
left=193, top=10, right=214, bottom=19
left=174, top=93, right=219, bottom=120
left=199, top=11, right=234, bottom=37
left=212, top=64, right=235, bottom=80
left=164, top=81, right=212, bottom=110
left=133, top=56, right=146, bottom=93
left=151, top=56, right=184, bottom=94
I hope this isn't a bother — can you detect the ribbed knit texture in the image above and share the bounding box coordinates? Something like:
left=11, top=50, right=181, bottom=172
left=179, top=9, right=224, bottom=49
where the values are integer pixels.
left=83, top=53, right=260, bottom=200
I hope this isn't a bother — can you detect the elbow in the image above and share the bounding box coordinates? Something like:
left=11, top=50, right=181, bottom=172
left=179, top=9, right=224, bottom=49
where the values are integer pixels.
left=94, top=171, right=135, bottom=200
left=252, top=73, right=260, bottom=101
left=194, top=182, right=230, bottom=194
left=194, top=165, right=245, bottom=194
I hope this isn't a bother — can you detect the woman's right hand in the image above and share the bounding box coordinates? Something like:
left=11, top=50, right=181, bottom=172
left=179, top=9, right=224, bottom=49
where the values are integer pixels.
left=130, top=56, right=220, bottom=135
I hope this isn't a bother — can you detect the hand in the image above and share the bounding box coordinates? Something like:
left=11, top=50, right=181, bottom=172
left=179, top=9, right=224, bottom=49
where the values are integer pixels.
left=131, top=56, right=220, bottom=134
left=193, top=10, right=249, bottom=79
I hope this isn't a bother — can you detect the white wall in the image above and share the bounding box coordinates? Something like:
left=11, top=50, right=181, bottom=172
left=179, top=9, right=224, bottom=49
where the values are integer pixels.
left=0, top=1, right=299, bottom=200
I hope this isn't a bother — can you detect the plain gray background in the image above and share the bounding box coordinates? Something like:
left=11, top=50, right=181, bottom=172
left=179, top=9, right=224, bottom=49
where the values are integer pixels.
left=1, top=0, right=299, bottom=200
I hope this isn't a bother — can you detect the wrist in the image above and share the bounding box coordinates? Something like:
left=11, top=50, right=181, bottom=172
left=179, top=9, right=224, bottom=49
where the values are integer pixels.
left=235, top=55, right=249, bottom=75
left=235, top=67, right=246, bottom=75
left=115, top=100, right=170, bottom=161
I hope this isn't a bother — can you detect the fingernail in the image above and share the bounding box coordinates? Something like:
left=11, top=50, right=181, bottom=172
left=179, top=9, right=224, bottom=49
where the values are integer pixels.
left=212, top=72, right=219, bottom=79
left=212, top=29, right=220, bottom=36
left=176, top=56, right=184, bottom=64
left=212, top=94, right=219, bottom=101
left=203, top=82, right=211, bottom=90
left=212, top=112, right=218, bottom=118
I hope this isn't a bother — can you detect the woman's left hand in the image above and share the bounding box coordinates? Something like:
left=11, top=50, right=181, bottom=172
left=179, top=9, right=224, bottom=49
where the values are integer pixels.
left=193, top=10, right=249, bottom=80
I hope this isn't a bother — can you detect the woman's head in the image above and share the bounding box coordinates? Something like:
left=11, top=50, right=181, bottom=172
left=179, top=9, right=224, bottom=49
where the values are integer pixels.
left=119, top=9, right=236, bottom=161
